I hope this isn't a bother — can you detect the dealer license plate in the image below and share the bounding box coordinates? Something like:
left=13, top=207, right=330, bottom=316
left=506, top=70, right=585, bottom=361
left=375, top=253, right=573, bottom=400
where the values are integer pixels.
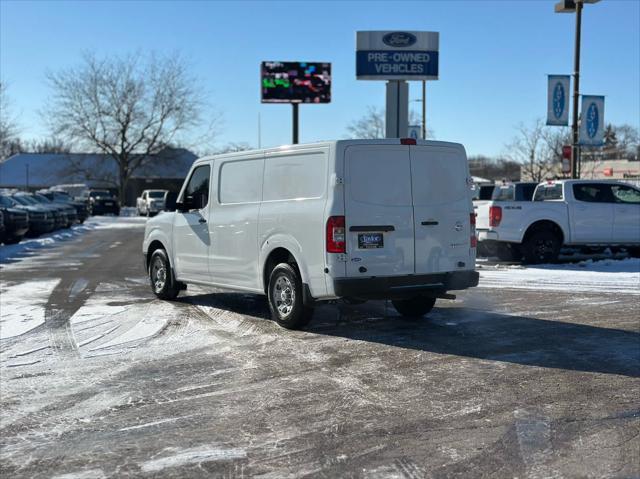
left=358, top=233, right=383, bottom=249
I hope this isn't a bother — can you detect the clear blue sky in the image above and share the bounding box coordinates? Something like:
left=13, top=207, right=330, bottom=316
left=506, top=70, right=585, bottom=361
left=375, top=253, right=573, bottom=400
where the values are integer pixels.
left=1, top=0, right=638, bottom=157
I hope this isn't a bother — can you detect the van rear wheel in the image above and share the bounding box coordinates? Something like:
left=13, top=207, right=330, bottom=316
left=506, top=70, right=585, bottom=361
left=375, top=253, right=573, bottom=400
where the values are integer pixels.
left=392, top=297, right=436, bottom=318
left=267, top=263, right=313, bottom=330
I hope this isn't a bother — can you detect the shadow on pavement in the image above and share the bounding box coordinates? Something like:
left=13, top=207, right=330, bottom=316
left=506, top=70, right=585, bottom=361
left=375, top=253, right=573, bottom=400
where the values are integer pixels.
left=181, top=292, right=640, bottom=378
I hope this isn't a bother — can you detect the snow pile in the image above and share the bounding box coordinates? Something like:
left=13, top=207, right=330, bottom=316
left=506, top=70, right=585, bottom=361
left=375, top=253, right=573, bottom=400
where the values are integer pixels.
left=479, top=258, right=640, bottom=294
left=0, top=216, right=146, bottom=263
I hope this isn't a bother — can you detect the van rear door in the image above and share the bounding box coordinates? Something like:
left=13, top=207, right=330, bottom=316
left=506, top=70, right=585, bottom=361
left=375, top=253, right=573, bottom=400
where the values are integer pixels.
left=411, top=146, right=473, bottom=274
left=343, top=145, right=415, bottom=277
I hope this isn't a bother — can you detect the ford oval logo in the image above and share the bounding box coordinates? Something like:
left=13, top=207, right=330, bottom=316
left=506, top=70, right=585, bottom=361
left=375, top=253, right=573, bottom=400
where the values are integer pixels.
left=586, top=102, right=599, bottom=139
left=553, top=81, right=565, bottom=119
left=383, top=32, right=417, bottom=48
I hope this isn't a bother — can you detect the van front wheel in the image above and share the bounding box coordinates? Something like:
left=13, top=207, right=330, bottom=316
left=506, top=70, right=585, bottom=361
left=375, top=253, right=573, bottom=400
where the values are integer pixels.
left=149, top=249, right=180, bottom=300
left=268, top=263, right=313, bottom=330
left=392, top=297, right=436, bottom=318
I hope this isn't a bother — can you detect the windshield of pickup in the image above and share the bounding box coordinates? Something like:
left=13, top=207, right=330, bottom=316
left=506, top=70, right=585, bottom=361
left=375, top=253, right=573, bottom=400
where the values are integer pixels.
left=148, top=191, right=165, bottom=199
left=534, top=183, right=563, bottom=201
left=492, top=185, right=514, bottom=201
left=90, top=190, right=112, bottom=198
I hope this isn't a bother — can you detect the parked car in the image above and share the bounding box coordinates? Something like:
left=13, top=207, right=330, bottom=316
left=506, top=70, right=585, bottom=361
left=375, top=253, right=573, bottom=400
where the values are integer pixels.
left=476, top=182, right=538, bottom=258
left=39, top=190, right=89, bottom=223
left=136, top=189, right=168, bottom=216
left=89, top=190, right=120, bottom=216
left=12, top=193, right=69, bottom=229
left=1, top=194, right=55, bottom=237
left=32, top=193, right=78, bottom=226
left=471, top=184, right=495, bottom=201
left=143, top=139, right=479, bottom=329
left=0, top=195, right=30, bottom=244
left=475, top=179, right=640, bottom=263
left=0, top=210, right=5, bottom=243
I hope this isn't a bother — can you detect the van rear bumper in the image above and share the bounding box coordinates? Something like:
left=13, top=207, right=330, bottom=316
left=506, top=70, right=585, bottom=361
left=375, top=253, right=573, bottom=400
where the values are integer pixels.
left=332, top=270, right=479, bottom=300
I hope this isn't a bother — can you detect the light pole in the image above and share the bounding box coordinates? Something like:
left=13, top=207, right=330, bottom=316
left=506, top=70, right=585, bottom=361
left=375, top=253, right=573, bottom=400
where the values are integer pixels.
left=555, top=0, right=600, bottom=179
left=411, top=83, right=426, bottom=140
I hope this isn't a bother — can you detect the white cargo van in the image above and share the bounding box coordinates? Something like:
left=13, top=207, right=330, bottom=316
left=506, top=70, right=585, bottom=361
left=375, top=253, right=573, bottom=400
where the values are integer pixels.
left=142, top=139, right=479, bottom=329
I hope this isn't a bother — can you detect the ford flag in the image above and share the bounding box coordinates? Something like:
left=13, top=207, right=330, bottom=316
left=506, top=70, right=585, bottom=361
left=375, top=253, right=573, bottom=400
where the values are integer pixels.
left=579, top=95, right=605, bottom=146
left=547, top=75, right=570, bottom=126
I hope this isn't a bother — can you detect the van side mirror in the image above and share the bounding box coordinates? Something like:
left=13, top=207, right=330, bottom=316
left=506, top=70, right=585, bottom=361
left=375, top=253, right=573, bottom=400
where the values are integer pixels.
left=180, top=193, right=206, bottom=211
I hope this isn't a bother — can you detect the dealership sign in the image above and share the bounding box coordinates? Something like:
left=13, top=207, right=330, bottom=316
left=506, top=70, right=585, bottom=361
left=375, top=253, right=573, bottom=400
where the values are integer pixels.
left=547, top=75, right=570, bottom=126
left=356, top=31, right=439, bottom=80
left=579, top=95, right=605, bottom=146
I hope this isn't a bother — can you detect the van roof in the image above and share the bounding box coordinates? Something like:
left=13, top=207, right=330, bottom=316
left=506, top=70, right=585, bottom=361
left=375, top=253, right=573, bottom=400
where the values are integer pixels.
left=194, top=139, right=466, bottom=164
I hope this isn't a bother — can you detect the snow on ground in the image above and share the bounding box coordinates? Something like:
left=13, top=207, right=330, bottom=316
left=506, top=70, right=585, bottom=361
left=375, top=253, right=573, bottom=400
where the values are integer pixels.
left=0, top=279, right=60, bottom=339
left=479, top=258, right=640, bottom=295
left=0, top=216, right=146, bottom=263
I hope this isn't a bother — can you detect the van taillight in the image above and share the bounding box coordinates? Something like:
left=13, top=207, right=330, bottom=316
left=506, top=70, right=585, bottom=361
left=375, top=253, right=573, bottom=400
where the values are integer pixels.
left=326, top=216, right=346, bottom=253
left=470, top=212, right=477, bottom=248
left=489, top=206, right=502, bottom=227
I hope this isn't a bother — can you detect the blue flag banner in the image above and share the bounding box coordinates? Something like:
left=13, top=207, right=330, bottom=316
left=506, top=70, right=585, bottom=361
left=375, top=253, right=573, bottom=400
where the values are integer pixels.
left=579, top=95, right=605, bottom=146
left=547, top=75, right=570, bottom=126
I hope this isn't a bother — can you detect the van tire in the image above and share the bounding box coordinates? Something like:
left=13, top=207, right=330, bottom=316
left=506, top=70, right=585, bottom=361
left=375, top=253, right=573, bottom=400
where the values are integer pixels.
left=149, top=249, right=180, bottom=300
left=522, top=229, right=561, bottom=264
left=392, top=297, right=436, bottom=318
left=267, top=263, right=313, bottom=329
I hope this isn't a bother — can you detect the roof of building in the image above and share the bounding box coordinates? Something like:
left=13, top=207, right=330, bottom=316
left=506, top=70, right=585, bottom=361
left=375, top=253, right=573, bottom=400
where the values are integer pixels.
left=0, top=148, right=197, bottom=188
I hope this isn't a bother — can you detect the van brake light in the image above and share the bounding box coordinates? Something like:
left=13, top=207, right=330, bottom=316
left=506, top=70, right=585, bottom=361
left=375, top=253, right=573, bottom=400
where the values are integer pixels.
left=470, top=212, right=477, bottom=248
left=400, top=138, right=417, bottom=145
left=489, top=206, right=502, bottom=227
left=326, top=216, right=346, bottom=253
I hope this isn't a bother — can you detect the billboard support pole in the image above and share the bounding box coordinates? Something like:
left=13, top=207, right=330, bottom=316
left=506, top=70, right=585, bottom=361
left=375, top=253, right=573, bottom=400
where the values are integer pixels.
left=292, top=103, right=299, bottom=144
left=385, top=80, right=408, bottom=138
left=421, top=80, right=426, bottom=139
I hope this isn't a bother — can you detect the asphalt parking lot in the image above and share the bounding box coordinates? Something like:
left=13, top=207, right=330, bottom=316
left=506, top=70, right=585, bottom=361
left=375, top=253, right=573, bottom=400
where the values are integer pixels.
left=1, top=218, right=639, bottom=478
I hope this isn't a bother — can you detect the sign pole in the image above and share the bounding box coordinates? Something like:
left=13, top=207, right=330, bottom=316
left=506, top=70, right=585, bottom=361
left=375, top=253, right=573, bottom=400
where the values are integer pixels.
left=421, top=80, right=426, bottom=139
left=292, top=103, right=299, bottom=144
left=571, top=1, right=582, bottom=179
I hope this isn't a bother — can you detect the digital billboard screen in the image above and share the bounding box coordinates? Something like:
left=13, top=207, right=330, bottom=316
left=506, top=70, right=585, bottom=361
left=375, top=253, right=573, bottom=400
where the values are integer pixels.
left=261, top=62, right=331, bottom=104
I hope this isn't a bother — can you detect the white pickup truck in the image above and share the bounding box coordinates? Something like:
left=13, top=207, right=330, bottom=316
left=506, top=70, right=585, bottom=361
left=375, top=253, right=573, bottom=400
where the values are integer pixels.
left=136, top=190, right=168, bottom=217
left=476, top=179, right=640, bottom=263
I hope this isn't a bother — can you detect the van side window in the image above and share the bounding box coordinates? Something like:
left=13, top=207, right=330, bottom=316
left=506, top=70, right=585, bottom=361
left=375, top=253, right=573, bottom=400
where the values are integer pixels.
left=263, top=153, right=326, bottom=201
left=184, top=165, right=211, bottom=207
left=611, top=184, right=640, bottom=204
left=219, top=159, right=263, bottom=204
left=572, top=183, right=614, bottom=203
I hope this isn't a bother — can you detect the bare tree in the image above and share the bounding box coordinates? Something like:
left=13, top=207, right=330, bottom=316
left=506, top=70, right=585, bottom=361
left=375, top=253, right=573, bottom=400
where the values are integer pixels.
left=346, top=106, right=433, bottom=139
left=0, top=82, right=20, bottom=160
left=346, top=106, right=385, bottom=139
left=506, top=119, right=559, bottom=182
left=45, top=52, right=213, bottom=200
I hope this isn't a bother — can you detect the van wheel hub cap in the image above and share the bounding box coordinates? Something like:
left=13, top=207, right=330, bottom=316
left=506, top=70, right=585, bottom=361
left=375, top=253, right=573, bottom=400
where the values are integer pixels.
left=274, top=276, right=295, bottom=317
left=152, top=257, right=167, bottom=292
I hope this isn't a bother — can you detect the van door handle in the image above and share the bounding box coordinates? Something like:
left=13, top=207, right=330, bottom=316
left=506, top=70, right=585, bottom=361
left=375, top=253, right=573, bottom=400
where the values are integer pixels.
left=198, top=218, right=207, bottom=224
left=349, top=225, right=395, bottom=232
left=421, top=221, right=439, bottom=226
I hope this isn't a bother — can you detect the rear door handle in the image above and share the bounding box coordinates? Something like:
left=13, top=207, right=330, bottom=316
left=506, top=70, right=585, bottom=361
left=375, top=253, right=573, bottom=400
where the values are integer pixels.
left=198, top=218, right=207, bottom=224
left=421, top=221, right=439, bottom=226
left=349, top=225, right=395, bottom=232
